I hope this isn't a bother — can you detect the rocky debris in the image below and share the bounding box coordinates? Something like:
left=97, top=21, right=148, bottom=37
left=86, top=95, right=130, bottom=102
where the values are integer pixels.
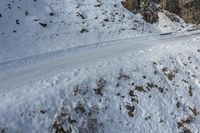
left=177, top=116, right=194, bottom=133
left=93, top=78, right=106, bottom=96
left=163, top=11, right=180, bottom=22
left=125, top=104, right=135, bottom=117
left=80, top=28, right=88, bottom=33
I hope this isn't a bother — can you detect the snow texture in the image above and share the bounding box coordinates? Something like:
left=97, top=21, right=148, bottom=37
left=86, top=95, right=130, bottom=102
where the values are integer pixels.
left=0, top=0, right=200, bottom=133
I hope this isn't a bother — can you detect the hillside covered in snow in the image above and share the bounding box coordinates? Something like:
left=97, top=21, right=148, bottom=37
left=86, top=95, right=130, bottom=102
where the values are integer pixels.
left=0, top=0, right=200, bottom=133
left=0, top=0, right=190, bottom=62
left=1, top=34, right=200, bottom=133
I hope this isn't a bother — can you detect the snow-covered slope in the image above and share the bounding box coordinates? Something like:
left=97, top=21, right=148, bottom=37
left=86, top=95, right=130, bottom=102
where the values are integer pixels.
left=156, top=12, right=190, bottom=32
left=0, top=0, right=190, bottom=63
left=1, top=0, right=200, bottom=133
left=0, top=34, right=200, bottom=133
left=0, top=0, right=154, bottom=62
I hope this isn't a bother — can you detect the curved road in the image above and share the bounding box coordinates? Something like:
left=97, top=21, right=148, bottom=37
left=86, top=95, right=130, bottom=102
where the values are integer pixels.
left=0, top=31, right=200, bottom=92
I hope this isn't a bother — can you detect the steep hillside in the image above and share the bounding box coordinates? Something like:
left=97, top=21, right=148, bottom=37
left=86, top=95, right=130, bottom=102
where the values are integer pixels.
left=0, top=35, right=200, bottom=133
left=0, top=0, right=189, bottom=62
left=0, top=0, right=153, bottom=62
left=1, top=1, right=200, bottom=133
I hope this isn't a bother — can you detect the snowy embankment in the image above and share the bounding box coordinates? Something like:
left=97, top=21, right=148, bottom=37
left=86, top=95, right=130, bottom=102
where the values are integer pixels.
left=0, top=0, right=190, bottom=63
left=0, top=0, right=155, bottom=62
left=1, top=0, right=200, bottom=133
left=0, top=35, right=200, bottom=133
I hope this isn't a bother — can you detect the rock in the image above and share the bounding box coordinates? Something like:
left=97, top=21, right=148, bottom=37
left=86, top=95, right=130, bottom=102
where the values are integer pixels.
left=164, top=11, right=180, bottom=22
left=121, top=0, right=159, bottom=23
left=121, top=0, right=200, bottom=24
left=140, top=2, right=159, bottom=23
left=121, top=0, right=139, bottom=12
left=79, top=118, right=100, bottom=133
left=39, top=22, right=47, bottom=27
left=142, top=9, right=158, bottom=23
left=155, top=0, right=200, bottom=24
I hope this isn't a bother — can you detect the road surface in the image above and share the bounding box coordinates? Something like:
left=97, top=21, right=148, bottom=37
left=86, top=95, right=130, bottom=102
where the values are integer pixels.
left=0, top=31, right=200, bottom=92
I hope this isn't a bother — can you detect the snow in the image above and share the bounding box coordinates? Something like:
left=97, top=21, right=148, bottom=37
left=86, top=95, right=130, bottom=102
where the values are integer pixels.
left=1, top=0, right=200, bottom=133
left=0, top=34, right=200, bottom=133
left=0, top=0, right=189, bottom=63
left=0, top=31, right=199, bottom=92
left=0, top=0, right=155, bottom=62
left=156, top=12, right=192, bottom=32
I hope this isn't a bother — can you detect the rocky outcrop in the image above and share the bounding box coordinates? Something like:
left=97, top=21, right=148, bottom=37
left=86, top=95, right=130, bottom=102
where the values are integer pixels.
left=121, top=0, right=159, bottom=23
left=156, top=0, right=200, bottom=24
left=121, top=0, right=140, bottom=11
left=121, top=0, right=200, bottom=24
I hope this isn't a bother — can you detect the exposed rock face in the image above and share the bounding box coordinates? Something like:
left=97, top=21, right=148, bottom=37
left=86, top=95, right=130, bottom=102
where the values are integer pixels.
left=121, top=0, right=200, bottom=24
left=155, top=0, right=200, bottom=24
left=121, top=0, right=159, bottom=23
left=121, top=0, right=140, bottom=11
